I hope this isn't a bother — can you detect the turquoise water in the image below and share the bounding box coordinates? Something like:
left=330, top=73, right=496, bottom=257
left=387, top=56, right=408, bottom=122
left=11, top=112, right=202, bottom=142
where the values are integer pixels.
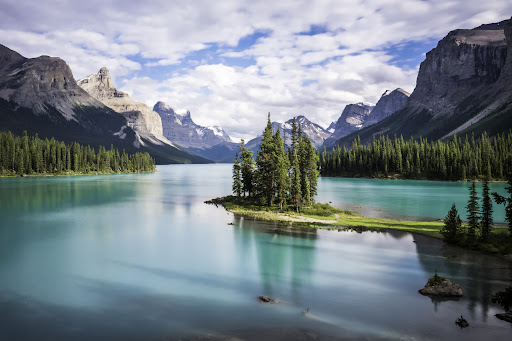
left=0, top=164, right=510, bottom=340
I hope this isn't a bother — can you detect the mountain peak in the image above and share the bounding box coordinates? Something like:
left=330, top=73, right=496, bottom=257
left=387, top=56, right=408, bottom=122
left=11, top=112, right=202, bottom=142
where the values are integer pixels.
left=153, top=101, right=173, bottom=113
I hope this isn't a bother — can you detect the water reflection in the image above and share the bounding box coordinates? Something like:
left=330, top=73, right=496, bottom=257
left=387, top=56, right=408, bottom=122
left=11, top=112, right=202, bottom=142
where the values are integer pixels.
left=414, top=234, right=512, bottom=320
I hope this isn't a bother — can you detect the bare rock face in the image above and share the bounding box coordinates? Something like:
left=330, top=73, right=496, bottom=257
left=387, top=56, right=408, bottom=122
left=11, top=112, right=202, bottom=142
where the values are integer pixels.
left=154, top=101, right=231, bottom=149
left=78, top=68, right=167, bottom=140
left=409, top=20, right=508, bottom=117
left=0, top=44, right=104, bottom=120
left=365, top=88, right=410, bottom=126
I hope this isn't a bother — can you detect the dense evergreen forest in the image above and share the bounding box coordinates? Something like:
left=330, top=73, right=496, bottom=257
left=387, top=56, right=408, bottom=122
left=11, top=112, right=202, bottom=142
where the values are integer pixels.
left=320, top=132, right=512, bottom=181
left=233, top=115, right=319, bottom=211
left=0, top=131, right=156, bottom=176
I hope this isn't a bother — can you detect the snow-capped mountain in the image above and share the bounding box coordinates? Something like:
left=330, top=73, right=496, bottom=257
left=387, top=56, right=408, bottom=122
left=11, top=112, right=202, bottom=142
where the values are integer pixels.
left=153, top=101, right=232, bottom=149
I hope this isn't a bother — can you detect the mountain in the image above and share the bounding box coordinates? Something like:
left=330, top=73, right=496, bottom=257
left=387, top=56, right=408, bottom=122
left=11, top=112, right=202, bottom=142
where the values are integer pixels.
left=364, top=88, right=410, bottom=126
left=246, top=115, right=330, bottom=153
left=323, top=103, right=374, bottom=146
left=0, top=44, right=209, bottom=164
left=335, top=17, right=512, bottom=147
left=153, top=101, right=238, bottom=162
left=153, top=101, right=231, bottom=148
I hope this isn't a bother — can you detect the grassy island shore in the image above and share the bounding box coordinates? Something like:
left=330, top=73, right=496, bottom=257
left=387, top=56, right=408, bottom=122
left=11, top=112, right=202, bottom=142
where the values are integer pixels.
left=206, top=195, right=512, bottom=259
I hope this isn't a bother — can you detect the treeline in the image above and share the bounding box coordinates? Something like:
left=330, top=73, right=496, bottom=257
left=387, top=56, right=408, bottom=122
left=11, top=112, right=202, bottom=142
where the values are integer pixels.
left=232, top=115, right=319, bottom=211
left=0, top=131, right=156, bottom=176
left=442, top=178, right=512, bottom=254
left=320, top=132, right=512, bottom=181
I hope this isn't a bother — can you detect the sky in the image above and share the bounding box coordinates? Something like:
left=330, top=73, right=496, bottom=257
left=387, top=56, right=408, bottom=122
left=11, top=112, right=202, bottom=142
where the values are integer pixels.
left=1, top=1, right=511, bottom=140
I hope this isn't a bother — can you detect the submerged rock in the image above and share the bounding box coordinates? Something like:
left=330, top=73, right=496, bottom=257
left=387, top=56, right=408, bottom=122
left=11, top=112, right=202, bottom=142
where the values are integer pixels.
left=258, top=295, right=278, bottom=303
left=419, top=273, right=463, bottom=297
left=496, top=312, right=512, bottom=323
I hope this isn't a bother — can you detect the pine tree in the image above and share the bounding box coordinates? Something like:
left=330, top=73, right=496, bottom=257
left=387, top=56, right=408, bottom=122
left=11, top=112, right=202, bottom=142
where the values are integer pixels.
left=238, top=139, right=254, bottom=197
left=480, top=178, right=493, bottom=242
left=493, top=176, right=512, bottom=236
left=441, top=203, right=463, bottom=244
left=232, top=153, right=242, bottom=197
left=466, top=182, right=480, bottom=245
left=289, top=118, right=302, bottom=211
left=273, top=128, right=290, bottom=209
left=255, top=113, right=277, bottom=205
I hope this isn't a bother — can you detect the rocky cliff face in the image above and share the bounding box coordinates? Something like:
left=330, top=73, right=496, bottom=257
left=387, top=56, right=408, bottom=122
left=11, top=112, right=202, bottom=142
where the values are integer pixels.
left=365, top=88, right=410, bottom=126
left=335, top=17, right=512, bottom=147
left=0, top=44, right=210, bottom=164
left=0, top=44, right=105, bottom=121
left=408, top=21, right=508, bottom=116
left=154, top=101, right=232, bottom=149
left=78, top=68, right=167, bottom=141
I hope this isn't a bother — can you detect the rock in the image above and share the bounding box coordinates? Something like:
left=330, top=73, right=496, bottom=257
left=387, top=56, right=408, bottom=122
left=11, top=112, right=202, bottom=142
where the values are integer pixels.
left=455, top=315, right=469, bottom=328
left=258, top=295, right=277, bottom=303
left=154, top=101, right=232, bottom=149
left=419, top=274, right=463, bottom=297
left=496, top=312, right=512, bottom=323
left=78, top=68, right=171, bottom=144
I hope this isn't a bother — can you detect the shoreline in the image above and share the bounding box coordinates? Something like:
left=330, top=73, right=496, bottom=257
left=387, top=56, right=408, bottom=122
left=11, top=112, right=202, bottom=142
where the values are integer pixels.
left=0, top=169, right=156, bottom=178
left=206, top=195, right=512, bottom=261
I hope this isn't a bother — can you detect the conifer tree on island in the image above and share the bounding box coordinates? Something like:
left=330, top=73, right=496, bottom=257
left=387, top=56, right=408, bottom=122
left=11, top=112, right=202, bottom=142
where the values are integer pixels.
left=231, top=114, right=319, bottom=211
left=238, top=139, right=255, bottom=197
left=492, top=175, right=512, bottom=236
left=466, top=182, right=480, bottom=245
left=441, top=203, right=463, bottom=244
left=232, top=153, right=242, bottom=197
left=480, top=178, right=493, bottom=243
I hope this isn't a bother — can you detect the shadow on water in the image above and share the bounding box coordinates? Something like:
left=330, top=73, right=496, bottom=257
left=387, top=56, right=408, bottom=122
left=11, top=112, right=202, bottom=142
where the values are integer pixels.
left=414, top=234, right=512, bottom=320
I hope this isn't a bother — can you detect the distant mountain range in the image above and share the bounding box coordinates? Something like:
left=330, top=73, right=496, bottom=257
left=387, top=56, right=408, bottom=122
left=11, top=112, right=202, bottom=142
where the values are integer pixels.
left=1, top=16, right=511, bottom=163
left=0, top=45, right=209, bottom=164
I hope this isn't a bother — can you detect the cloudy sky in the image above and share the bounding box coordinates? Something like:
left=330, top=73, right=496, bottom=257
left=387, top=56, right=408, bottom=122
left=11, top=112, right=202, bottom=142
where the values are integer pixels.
left=1, top=1, right=511, bottom=139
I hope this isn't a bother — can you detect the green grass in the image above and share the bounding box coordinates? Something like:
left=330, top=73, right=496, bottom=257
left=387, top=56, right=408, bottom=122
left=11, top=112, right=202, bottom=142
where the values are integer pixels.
left=206, top=196, right=512, bottom=257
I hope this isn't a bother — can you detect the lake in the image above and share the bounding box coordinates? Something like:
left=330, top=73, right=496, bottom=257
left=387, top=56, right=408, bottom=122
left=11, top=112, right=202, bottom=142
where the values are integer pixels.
left=0, top=164, right=510, bottom=340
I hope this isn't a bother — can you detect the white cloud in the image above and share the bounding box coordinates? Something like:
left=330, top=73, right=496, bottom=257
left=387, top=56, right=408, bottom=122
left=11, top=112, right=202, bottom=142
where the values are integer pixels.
left=0, top=0, right=511, bottom=139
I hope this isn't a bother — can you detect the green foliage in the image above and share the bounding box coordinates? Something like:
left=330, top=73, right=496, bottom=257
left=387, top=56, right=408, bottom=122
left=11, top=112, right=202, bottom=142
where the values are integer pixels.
left=466, top=182, right=480, bottom=245
left=232, top=153, right=242, bottom=197
left=441, top=203, right=463, bottom=244
left=493, top=176, right=512, bottom=236
left=320, top=131, right=512, bottom=181
left=231, top=114, right=319, bottom=210
left=491, top=286, right=512, bottom=312
left=426, top=270, right=446, bottom=287
left=480, top=178, right=493, bottom=242
left=238, top=139, right=255, bottom=197
left=0, top=131, right=155, bottom=176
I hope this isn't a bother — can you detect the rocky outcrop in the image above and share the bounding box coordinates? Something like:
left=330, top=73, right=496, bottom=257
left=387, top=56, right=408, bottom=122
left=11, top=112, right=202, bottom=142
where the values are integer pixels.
left=496, top=312, right=512, bottom=323
left=0, top=44, right=210, bottom=164
left=78, top=68, right=167, bottom=141
left=334, top=17, right=512, bottom=147
left=365, top=88, right=410, bottom=126
left=419, top=273, right=463, bottom=297
left=154, top=101, right=231, bottom=149
left=0, top=44, right=105, bottom=121
left=408, top=21, right=508, bottom=117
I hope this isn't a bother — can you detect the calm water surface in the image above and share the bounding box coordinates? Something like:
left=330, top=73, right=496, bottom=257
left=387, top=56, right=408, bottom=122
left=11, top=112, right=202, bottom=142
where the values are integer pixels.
left=0, top=164, right=510, bottom=340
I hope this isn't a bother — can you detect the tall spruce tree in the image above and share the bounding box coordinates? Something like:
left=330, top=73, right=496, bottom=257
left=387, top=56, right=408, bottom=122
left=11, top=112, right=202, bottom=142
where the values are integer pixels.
left=273, top=128, right=290, bottom=209
left=238, top=139, right=254, bottom=197
left=441, top=203, right=463, bottom=244
left=466, top=182, right=480, bottom=244
left=480, top=178, right=493, bottom=242
left=289, top=118, right=302, bottom=211
left=493, top=176, right=512, bottom=236
left=255, top=113, right=277, bottom=205
left=232, top=153, right=242, bottom=197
